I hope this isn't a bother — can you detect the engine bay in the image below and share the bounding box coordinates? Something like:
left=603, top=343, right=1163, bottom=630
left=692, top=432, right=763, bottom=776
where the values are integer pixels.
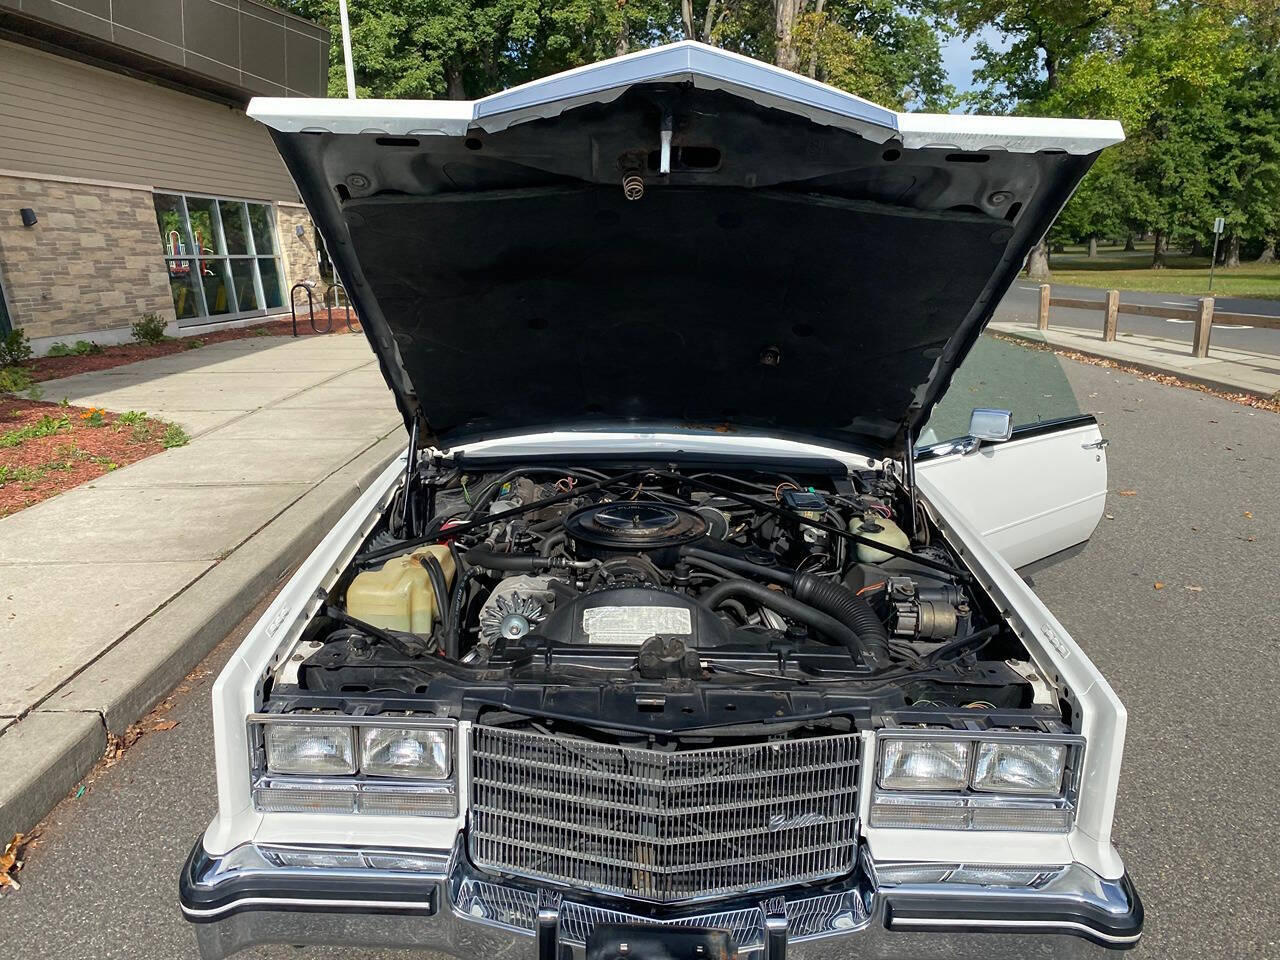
left=264, top=457, right=1067, bottom=735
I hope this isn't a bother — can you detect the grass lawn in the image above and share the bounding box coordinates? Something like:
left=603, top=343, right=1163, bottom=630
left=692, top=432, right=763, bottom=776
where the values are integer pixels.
left=1038, top=242, right=1280, bottom=301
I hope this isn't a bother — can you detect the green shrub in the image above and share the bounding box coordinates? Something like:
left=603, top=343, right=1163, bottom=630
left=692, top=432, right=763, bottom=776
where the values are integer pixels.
left=0, top=413, right=70, bottom=448
left=0, top=366, right=34, bottom=396
left=161, top=423, right=189, bottom=448
left=131, top=313, right=168, bottom=345
left=0, top=329, right=32, bottom=367
left=47, top=340, right=101, bottom=357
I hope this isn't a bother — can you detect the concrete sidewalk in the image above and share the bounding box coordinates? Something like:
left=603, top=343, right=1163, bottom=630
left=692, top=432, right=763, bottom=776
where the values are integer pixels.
left=989, top=320, right=1280, bottom=397
left=0, top=333, right=403, bottom=839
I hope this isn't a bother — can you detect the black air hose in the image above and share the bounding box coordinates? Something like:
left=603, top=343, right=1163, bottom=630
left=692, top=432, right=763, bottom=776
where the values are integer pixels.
left=698, top=579, right=864, bottom=660
left=446, top=565, right=485, bottom=658
left=464, top=545, right=553, bottom=573
left=539, top=531, right=567, bottom=558
left=792, top=573, right=891, bottom=663
left=680, top=546, right=795, bottom=586
left=418, top=554, right=452, bottom=641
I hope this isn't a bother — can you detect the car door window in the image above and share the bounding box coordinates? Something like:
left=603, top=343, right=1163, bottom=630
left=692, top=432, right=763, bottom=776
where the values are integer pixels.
left=918, top=336, right=1085, bottom=448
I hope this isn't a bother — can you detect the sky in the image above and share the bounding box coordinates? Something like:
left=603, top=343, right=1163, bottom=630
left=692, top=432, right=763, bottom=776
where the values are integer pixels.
left=938, top=25, right=1009, bottom=106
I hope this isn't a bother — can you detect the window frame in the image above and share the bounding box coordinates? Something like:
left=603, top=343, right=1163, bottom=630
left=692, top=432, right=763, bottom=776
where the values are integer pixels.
left=154, top=191, right=285, bottom=326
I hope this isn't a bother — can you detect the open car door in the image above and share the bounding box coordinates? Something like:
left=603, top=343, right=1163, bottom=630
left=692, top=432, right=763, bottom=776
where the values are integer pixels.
left=915, top=414, right=1108, bottom=569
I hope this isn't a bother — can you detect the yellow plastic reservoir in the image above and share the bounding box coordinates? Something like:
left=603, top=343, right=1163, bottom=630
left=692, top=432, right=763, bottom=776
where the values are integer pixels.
left=852, top=515, right=911, bottom=564
left=345, top=545, right=456, bottom=634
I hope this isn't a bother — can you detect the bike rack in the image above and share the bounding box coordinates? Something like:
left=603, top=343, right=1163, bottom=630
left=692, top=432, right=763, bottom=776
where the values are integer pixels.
left=324, top=282, right=360, bottom=333
left=290, top=281, right=359, bottom=336
left=289, top=281, right=315, bottom=338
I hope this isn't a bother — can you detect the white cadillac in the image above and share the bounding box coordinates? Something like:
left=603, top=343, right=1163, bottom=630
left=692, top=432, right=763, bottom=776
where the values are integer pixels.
left=179, top=41, right=1142, bottom=960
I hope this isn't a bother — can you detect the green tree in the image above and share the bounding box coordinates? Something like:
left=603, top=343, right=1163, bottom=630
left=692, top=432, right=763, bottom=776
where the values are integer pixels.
left=283, top=0, right=951, bottom=109
left=931, top=0, right=1154, bottom=276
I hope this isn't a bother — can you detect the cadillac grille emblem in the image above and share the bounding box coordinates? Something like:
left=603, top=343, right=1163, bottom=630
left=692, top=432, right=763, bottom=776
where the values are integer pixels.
left=767, top=811, right=830, bottom=832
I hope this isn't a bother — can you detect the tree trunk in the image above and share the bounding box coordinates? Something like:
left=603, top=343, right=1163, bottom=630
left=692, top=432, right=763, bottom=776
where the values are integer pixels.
left=1124, top=234, right=1136, bottom=252
left=1224, top=233, right=1241, bottom=268
left=1190, top=237, right=1206, bottom=258
left=1087, top=235, right=1098, bottom=258
left=445, top=64, right=466, bottom=100
left=702, top=0, right=719, bottom=43
left=1151, top=229, right=1167, bottom=269
left=1256, top=239, right=1276, bottom=263
left=807, top=0, right=825, bottom=79
left=616, top=9, right=629, bottom=56
left=681, top=0, right=695, bottom=39
left=1026, top=237, right=1051, bottom=278
left=773, top=0, right=803, bottom=71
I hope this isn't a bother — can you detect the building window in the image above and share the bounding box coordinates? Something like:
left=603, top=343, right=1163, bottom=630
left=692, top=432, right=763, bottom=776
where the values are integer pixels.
left=154, top=193, right=285, bottom=325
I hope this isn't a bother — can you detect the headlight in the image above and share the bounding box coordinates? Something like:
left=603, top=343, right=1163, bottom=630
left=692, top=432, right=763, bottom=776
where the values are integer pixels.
left=361, top=727, right=451, bottom=779
left=972, top=741, right=1065, bottom=795
left=250, top=717, right=459, bottom=817
left=871, top=731, right=1080, bottom=833
left=265, top=723, right=356, bottom=775
left=879, top=739, right=970, bottom=790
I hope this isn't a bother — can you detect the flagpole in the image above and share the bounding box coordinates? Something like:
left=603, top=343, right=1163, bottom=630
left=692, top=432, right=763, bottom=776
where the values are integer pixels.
left=338, top=0, right=356, bottom=99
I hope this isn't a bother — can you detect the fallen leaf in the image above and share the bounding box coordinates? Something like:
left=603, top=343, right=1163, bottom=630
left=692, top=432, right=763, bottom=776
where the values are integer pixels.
left=1104, top=514, right=1115, bottom=520
left=0, top=833, right=27, bottom=892
left=1243, top=511, right=1253, bottom=519
left=150, top=719, right=179, bottom=732
left=1154, top=582, right=1165, bottom=590
left=1185, top=585, right=1203, bottom=592
left=1117, top=489, right=1137, bottom=497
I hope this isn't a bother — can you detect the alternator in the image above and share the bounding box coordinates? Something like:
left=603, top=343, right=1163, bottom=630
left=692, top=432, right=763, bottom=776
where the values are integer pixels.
left=478, top=592, right=547, bottom=644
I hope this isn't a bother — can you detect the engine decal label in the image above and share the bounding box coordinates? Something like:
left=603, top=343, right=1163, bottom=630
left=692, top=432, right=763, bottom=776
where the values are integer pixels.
left=581, top=606, right=693, bottom=645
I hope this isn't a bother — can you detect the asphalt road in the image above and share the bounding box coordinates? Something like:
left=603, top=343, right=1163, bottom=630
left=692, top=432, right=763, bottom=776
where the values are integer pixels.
left=2, top=339, right=1278, bottom=960
left=996, top=280, right=1280, bottom=355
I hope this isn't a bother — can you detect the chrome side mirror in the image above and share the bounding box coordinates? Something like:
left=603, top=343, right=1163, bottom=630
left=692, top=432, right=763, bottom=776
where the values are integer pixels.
left=968, top=408, right=1013, bottom=442
left=957, top=408, right=1013, bottom=454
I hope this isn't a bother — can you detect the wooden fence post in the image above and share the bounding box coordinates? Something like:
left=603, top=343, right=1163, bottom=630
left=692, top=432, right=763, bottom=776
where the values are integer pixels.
left=1038, top=284, right=1051, bottom=331
left=1193, top=297, right=1214, bottom=358
left=1103, top=289, right=1120, bottom=342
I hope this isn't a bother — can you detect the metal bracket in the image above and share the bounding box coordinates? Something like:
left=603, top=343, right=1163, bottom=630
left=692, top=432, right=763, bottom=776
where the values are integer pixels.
left=761, top=895, right=788, bottom=960
left=537, top=889, right=563, bottom=960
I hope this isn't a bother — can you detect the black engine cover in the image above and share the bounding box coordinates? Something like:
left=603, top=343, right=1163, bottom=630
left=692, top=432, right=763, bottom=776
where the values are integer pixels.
left=563, top=501, right=707, bottom=565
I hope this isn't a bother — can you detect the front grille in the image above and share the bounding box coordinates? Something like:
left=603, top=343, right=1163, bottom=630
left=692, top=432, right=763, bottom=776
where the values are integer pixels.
left=469, top=726, right=859, bottom=903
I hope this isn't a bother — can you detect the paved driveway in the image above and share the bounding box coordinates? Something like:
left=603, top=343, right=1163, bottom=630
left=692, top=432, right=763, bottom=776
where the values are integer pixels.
left=0, top=338, right=1276, bottom=959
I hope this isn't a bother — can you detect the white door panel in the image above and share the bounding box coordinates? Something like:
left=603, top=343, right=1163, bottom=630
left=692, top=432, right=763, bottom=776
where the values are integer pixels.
left=916, top=418, right=1107, bottom=569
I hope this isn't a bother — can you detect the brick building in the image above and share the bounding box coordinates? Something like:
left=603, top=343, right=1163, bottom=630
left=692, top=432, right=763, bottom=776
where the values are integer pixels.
left=0, top=0, right=332, bottom=350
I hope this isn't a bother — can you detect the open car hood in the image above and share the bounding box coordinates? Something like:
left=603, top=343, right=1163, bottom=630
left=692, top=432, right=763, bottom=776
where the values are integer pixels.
left=250, top=41, right=1121, bottom=457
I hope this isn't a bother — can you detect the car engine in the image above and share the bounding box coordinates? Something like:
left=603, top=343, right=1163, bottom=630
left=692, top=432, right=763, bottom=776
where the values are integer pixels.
left=266, top=461, right=1057, bottom=730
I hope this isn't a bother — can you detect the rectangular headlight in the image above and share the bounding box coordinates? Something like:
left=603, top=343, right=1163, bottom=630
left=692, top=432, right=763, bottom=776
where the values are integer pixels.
left=872, top=731, right=1080, bottom=833
left=264, top=723, right=356, bottom=776
left=879, top=739, right=970, bottom=790
left=972, top=741, right=1066, bottom=795
left=361, top=727, right=451, bottom=779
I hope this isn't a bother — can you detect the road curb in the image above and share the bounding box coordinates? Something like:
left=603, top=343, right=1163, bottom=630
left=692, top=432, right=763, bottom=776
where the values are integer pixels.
left=991, top=326, right=1278, bottom=399
left=0, top=432, right=404, bottom=841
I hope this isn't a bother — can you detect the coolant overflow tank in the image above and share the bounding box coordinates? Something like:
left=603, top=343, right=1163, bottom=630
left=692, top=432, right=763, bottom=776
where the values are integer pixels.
left=346, top=544, right=455, bottom=635
left=852, top=515, right=910, bottom=564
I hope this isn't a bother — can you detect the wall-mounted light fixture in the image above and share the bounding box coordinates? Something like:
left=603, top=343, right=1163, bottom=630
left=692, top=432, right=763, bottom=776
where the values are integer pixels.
left=295, top=224, right=306, bottom=238
left=20, top=208, right=37, bottom=227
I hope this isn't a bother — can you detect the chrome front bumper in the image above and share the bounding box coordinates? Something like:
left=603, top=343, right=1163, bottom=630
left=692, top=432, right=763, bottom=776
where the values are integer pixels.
left=180, top=840, right=1142, bottom=959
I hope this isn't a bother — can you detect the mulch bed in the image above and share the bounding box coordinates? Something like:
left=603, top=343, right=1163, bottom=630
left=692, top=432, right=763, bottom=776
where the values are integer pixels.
left=24, top=310, right=360, bottom=382
left=0, top=396, right=180, bottom=518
